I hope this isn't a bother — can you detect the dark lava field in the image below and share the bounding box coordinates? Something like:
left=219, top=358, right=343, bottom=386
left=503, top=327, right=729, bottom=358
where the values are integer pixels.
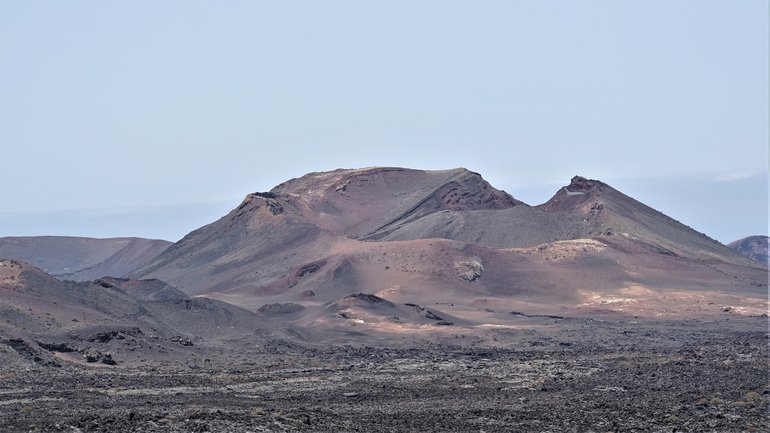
left=1, top=316, right=767, bottom=433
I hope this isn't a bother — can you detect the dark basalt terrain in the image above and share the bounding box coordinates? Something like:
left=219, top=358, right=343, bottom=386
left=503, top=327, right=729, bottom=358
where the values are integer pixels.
left=1, top=317, right=767, bottom=432
left=0, top=167, right=767, bottom=432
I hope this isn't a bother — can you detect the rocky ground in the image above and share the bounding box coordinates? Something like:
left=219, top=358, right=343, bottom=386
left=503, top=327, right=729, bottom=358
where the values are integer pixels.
left=1, top=317, right=767, bottom=433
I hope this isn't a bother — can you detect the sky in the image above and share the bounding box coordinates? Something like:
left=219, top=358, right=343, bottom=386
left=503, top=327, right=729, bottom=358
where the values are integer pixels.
left=0, top=1, right=767, bottom=243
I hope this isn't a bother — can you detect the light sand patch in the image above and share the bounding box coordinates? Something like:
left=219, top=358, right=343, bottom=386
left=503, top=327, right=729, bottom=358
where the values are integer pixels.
left=508, top=238, right=608, bottom=263
left=0, top=396, right=65, bottom=406
left=577, top=285, right=769, bottom=317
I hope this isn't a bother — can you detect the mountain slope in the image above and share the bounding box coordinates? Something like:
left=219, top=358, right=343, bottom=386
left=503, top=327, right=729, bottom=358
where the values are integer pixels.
left=0, top=236, right=172, bottom=281
left=728, top=236, right=769, bottom=264
left=130, top=168, right=521, bottom=295
left=539, top=176, right=755, bottom=266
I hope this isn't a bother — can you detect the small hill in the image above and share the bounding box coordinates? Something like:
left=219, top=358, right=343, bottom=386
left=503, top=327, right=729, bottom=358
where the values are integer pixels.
left=0, top=259, right=163, bottom=336
left=0, top=259, right=274, bottom=357
left=0, top=236, right=172, bottom=281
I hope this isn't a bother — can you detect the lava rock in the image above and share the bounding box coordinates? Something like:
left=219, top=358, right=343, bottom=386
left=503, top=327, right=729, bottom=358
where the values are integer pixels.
left=258, top=303, right=305, bottom=314
left=36, top=341, right=78, bottom=352
left=171, top=336, right=194, bottom=346
left=83, top=348, right=117, bottom=365
left=455, top=258, right=484, bottom=282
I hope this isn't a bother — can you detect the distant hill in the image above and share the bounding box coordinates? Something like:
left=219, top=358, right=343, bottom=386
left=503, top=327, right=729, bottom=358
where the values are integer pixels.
left=0, top=236, right=172, bottom=281
left=728, top=236, right=769, bottom=264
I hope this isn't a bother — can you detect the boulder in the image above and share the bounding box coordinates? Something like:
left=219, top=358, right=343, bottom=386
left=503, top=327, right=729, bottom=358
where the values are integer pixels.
left=455, top=258, right=484, bottom=282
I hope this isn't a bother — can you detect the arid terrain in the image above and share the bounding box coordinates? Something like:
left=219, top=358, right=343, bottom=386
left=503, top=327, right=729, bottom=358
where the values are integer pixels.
left=1, top=314, right=767, bottom=432
left=0, top=236, right=171, bottom=281
left=1, top=167, right=767, bottom=432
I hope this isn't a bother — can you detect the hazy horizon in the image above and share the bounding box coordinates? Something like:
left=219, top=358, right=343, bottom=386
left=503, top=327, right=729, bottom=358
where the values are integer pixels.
left=0, top=169, right=765, bottom=244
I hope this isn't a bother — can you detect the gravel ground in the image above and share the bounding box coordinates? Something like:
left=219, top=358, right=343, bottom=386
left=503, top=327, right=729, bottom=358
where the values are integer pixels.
left=1, top=317, right=767, bottom=433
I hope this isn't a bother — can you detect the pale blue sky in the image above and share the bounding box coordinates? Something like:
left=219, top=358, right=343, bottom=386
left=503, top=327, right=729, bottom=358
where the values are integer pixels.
left=1, top=1, right=767, bottom=242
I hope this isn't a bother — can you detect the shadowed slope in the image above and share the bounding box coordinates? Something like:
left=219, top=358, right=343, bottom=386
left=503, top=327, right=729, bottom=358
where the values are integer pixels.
left=93, top=276, right=190, bottom=301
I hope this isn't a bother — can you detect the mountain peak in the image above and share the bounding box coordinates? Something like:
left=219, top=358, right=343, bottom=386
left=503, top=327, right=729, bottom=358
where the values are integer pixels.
left=540, top=175, right=606, bottom=211
left=270, top=167, right=479, bottom=197
left=568, top=175, right=604, bottom=192
left=263, top=167, right=522, bottom=238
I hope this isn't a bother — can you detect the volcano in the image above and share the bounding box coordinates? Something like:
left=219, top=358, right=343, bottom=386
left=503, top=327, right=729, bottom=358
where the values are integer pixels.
left=128, top=167, right=766, bottom=317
